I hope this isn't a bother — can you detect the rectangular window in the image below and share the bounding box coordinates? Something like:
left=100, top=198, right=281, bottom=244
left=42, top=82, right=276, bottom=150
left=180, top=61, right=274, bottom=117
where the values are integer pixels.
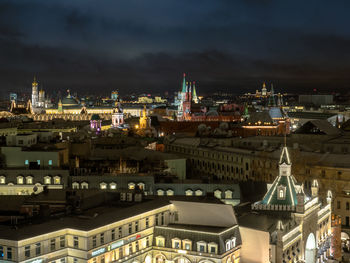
left=48, top=160, right=53, bottom=165
left=129, top=244, right=133, bottom=254
left=7, top=247, right=12, bottom=260
left=146, top=237, right=150, bottom=247
left=347, top=202, right=349, bottom=211
left=119, top=248, right=123, bottom=259
left=199, top=245, right=205, bottom=252
left=37, top=160, right=40, bottom=165
left=111, top=229, right=115, bottom=240
left=155, top=215, right=159, bottom=226
left=73, top=259, right=78, bottom=263
left=128, top=223, right=132, bottom=234
left=118, top=227, right=122, bottom=238
left=135, top=221, right=139, bottom=232
left=135, top=241, right=139, bottom=251
left=60, top=259, right=65, bottom=263
left=161, top=213, right=164, bottom=225
left=25, top=159, right=29, bottom=165
left=337, top=201, right=341, bottom=209
left=50, top=239, right=56, bottom=251
left=146, top=217, right=149, bottom=228
left=210, top=246, right=216, bottom=253
left=174, top=241, right=180, bottom=249
left=60, top=236, right=65, bottom=248
left=101, top=255, right=105, bottom=263
left=35, top=243, right=41, bottom=256
left=74, top=236, right=79, bottom=248
left=92, top=236, right=97, bottom=248
left=100, top=233, right=104, bottom=244
left=25, top=246, right=30, bottom=258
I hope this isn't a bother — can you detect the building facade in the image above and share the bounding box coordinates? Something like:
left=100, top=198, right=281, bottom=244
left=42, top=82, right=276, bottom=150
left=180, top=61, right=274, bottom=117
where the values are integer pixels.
left=0, top=197, right=241, bottom=263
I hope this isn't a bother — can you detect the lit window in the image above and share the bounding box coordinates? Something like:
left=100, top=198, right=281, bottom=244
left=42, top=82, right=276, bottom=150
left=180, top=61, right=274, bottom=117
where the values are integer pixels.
left=44, top=176, right=51, bottom=184
left=214, top=190, right=222, bottom=199
left=54, top=176, right=61, bottom=184
left=0, top=176, right=5, bottom=184
left=100, top=182, right=107, bottom=189
left=279, top=190, right=284, bottom=199
left=185, top=189, right=193, bottom=196
left=172, top=238, right=181, bottom=249
left=26, top=176, right=33, bottom=184
left=156, top=236, right=165, bottom=247
left=167, top=189, right=174, bottom=196
left=157, top=189, right=164, bottom=196
left=110, top=182, right=117, bottom=189
left=231, top=237, right=236, bottom=248
left=25, top=160, right=29, bottom=165
left=48, top=160, right=52, bottom=165
left=17, top=176, right=24, bottom=185
left=195, top=190, right=203, bottom=196
left=183, top=240, right=192, bottom=250
left=72, top=182, right=79, bottom=189
left=225, top=240, right=231, bottom=251
left=225, top=190, right=233, bottom=199
left=128, top=182, right=135, bottom=190
left=37, top=160, right=40, bottom=165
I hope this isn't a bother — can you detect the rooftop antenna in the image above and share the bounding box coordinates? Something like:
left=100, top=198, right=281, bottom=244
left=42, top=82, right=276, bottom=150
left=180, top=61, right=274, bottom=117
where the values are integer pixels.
left=284, top=122, right=287, bottom=147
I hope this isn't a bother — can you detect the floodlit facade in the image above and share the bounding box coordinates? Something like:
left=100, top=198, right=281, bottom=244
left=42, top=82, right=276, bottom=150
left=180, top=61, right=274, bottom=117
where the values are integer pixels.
left=0, top=197, right=241, bottom=263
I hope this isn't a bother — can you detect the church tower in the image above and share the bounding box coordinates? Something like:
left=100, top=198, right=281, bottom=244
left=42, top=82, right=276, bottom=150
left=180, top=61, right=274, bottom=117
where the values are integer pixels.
left=192, top=81, right=198, bottom=103
left=32, top=76, right=39, bottom=108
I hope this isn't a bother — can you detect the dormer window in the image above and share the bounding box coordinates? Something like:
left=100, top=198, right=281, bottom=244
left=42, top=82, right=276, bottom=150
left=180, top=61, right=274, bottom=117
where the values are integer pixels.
left=172, top=238, right=181, bottom=249
left=225, top=240, right=231, bottom=251
left=182, top=240, right=192, bottom=250
left=277, top=185, right=286, bottom=200
left=279, top=190, right=284, bottom=199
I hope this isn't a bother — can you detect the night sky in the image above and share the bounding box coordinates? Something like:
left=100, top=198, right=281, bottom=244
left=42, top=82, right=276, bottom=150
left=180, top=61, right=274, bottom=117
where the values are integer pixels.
left=1, top=0, right=350, bottom=97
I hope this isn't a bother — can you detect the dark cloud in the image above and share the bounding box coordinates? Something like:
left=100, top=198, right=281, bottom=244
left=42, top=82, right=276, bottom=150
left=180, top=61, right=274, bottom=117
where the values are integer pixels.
left=0, top=0, right=350, bottom=98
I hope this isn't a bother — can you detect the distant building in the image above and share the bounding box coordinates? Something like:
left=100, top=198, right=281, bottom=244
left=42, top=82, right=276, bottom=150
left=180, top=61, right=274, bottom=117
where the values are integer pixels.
left=299, top=94, right=334, bottom=106
left=111, top=90, right=119, bottom=100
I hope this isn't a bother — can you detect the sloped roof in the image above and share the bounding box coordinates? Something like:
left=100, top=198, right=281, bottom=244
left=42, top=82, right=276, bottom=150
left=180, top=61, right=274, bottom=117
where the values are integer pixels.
left=246, top=111, right=273, bottom=124
left=295, top=119, right=341, bottom=135
left=261, top=174, right=298, bottom=206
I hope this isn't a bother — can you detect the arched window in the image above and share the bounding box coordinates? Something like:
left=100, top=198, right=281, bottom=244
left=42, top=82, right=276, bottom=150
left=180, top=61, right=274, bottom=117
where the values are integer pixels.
left=185, top=189, right=193, bottom=196
left=81, top=182, right=89, bottom=189
left=72, top=182, right=79, bottom=189
left=225, top=190, right=233, bottom=199
left=214, top=190, right=222, bottom=199
left=166, top=189, right=174, bottom=196
left=195, top=190, right=203, bottom=196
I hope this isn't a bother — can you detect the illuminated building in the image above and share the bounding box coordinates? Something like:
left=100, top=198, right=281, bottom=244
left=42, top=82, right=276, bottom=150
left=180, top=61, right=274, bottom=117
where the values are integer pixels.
left=0, top=195, right=241, bottom=263
left=238, top=146, right=332, bottom=263
left=112, top=102, right=124, bottom=128
left=31, top=76, right=39, bottom=108
left=90, top=114, right=102, bottom=132
left=139, top=105, right=150, bottom=129
left=111, top=90, right=119, bottom=101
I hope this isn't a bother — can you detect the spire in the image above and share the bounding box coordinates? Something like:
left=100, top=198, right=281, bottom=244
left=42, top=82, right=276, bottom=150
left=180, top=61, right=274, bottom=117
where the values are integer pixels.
left=268, top=84, right=276, bottom=107
left=279, top=146, right=291, bottom=165
left=181, top=73, right=187, bottom=93
left=192, top=81, right=197, bottom=97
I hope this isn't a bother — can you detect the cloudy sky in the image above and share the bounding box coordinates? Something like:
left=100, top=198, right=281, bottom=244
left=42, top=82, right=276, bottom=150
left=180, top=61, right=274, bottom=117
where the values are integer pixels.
left=1, top=0, right=350, bottom=97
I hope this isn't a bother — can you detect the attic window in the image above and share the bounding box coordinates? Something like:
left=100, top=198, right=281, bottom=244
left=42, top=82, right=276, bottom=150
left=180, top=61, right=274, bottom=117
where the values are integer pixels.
left=279, top=190, right=284, bottom=199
